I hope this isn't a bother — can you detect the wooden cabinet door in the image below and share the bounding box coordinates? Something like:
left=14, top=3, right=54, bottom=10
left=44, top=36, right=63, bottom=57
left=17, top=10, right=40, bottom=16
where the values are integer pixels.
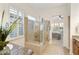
left=73, top=45, right=79, bottom=55
left=73, top=39, right=79, bottom=55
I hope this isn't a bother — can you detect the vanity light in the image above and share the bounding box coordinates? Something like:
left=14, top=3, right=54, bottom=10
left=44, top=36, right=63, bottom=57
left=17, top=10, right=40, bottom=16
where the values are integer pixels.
left=28, top=16, right=36, bottom=21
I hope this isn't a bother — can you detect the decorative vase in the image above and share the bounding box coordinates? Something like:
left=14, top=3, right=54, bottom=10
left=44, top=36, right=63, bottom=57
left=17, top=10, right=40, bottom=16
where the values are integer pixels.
left=0, top=46, right=10, bottom=55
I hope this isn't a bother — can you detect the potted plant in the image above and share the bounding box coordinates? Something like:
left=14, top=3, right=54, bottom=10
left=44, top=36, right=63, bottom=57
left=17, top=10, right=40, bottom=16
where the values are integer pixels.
left=0, top=10, right=19, bottom=54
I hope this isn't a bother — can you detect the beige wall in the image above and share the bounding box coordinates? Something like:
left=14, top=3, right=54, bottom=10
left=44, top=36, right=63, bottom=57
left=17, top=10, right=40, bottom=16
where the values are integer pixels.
left=63, top=16, right=70, bottom=49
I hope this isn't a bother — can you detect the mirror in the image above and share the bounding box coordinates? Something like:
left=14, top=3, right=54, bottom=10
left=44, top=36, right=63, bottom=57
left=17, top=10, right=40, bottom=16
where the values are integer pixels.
left=75, top=24, right=79, bottom=34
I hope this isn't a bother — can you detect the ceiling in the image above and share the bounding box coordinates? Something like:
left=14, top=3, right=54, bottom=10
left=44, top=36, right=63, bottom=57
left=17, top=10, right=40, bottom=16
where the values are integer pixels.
left=0, top=3, right=70, bottom=17
left=27, top=3, right=66, bottom=8
left=1, top=3, right=67, bottom=10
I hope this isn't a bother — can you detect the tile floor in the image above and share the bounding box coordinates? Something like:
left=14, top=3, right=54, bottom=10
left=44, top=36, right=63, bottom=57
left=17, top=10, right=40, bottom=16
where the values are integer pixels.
left=10, top=38, right=69, bottom=55
left=42, top=39, right=69, bottom=55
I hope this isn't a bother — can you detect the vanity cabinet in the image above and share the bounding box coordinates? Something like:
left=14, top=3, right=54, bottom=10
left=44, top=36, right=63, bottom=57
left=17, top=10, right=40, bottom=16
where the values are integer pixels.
left=73, top=38, right=79, bottom=55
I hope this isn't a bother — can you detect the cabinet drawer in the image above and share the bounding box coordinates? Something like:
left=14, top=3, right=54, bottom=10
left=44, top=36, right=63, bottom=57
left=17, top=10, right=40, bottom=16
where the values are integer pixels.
left=76, top=41, right=79, bottom=47
left=73, top=46, right=79, bottom=55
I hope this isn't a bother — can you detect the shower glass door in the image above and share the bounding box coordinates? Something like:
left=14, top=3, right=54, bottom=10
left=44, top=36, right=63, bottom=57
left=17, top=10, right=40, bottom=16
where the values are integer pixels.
left=28, top=16, right=35, bottom=42
left=40, top=18, right=45, bottom=46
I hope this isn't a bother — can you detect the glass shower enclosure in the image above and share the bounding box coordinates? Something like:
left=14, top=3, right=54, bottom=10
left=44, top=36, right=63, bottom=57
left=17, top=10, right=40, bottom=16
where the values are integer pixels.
left=26, top=16, right=49, bottom=44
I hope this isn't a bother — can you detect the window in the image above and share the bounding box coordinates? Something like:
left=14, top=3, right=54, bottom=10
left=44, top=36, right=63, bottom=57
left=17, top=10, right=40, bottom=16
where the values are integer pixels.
left=5, top=7, right=24, bottom=38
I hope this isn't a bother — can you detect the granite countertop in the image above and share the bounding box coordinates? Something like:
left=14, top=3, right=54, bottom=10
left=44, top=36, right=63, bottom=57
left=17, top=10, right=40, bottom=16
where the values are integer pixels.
left=7, top=43, right=33, bottom=55
left=72, top=35, right=79, bottom=41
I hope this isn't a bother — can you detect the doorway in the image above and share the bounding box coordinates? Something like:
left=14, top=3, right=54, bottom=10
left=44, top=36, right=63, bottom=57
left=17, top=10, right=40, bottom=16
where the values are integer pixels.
left=49, top=15, right=64, bottom=46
